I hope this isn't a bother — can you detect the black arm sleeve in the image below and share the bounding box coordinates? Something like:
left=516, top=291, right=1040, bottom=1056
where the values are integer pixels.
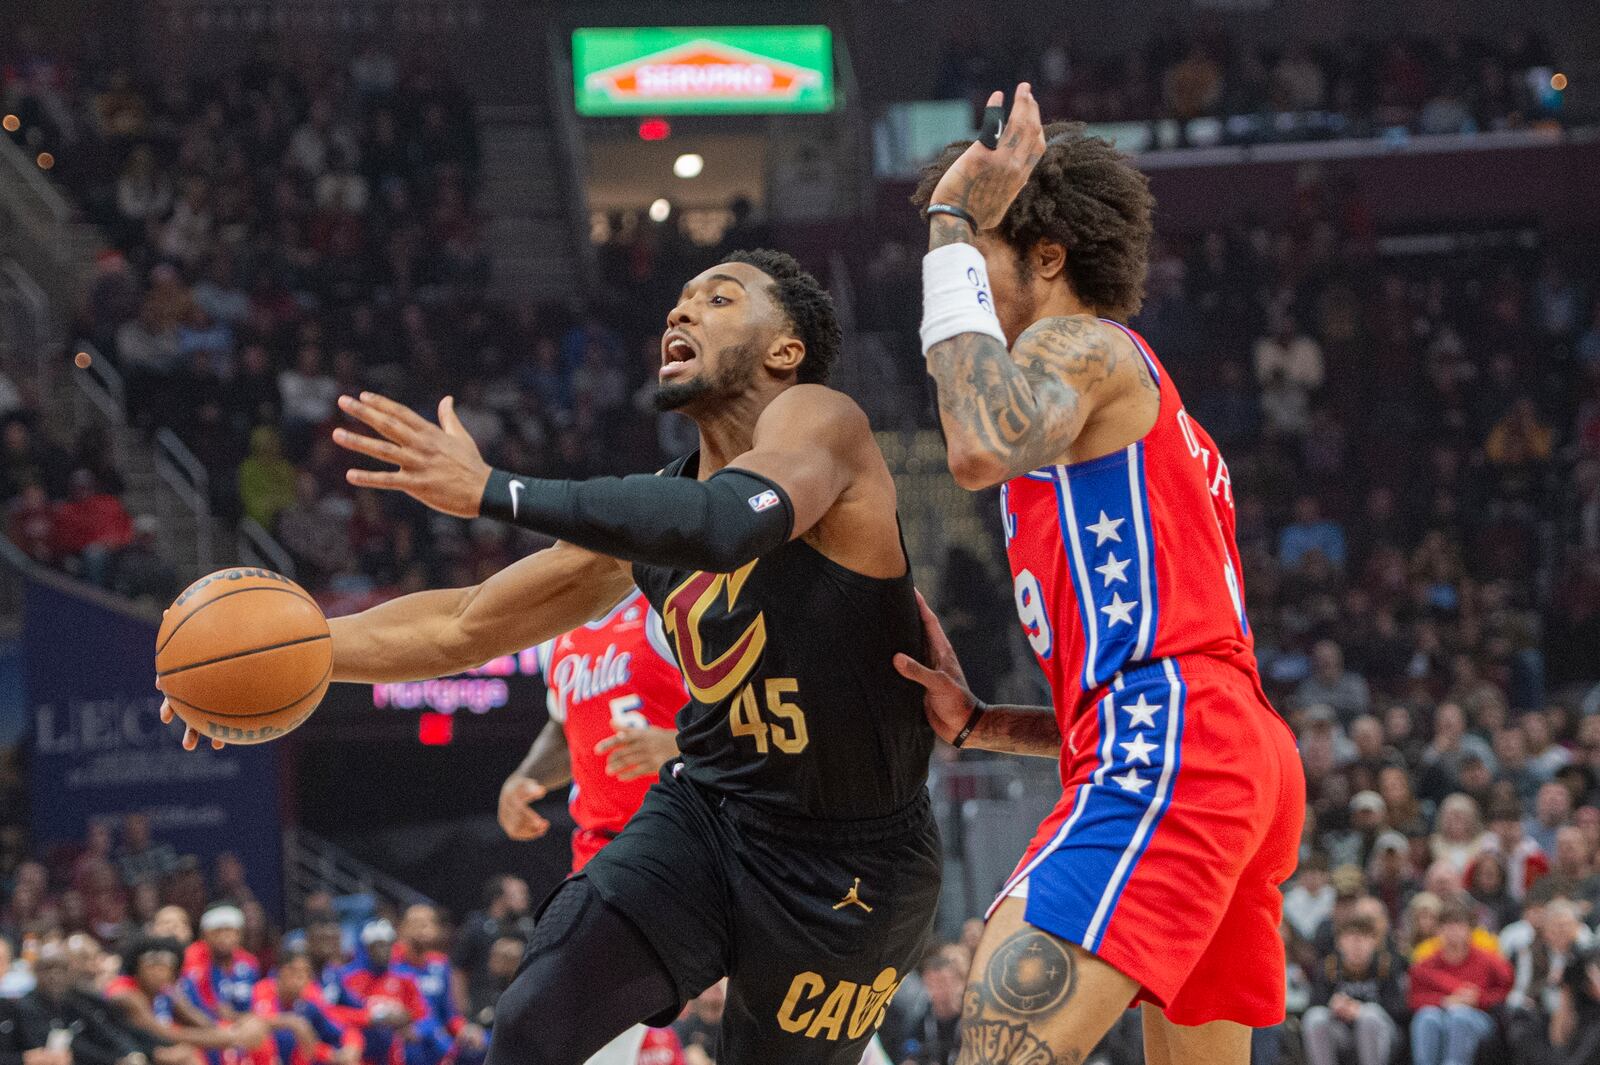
left=479, top=467, right=795, bottom=573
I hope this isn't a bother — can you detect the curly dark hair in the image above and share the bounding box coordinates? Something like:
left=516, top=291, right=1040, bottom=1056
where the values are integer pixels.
left=911, top=122, right=1154, bottom=321
left=724, top=248, right=841, bottom=385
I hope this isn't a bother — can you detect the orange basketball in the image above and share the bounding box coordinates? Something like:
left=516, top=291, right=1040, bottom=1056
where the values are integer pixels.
left=155, top=568, right=332, bottom=745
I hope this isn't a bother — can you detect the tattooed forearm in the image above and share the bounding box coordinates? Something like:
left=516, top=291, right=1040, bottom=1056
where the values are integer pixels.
left=956, top=931, right=1081, bottom=1065
left=965, top=705, right=1063, bottom=758
left=926, top=315, right=1117, bottom=486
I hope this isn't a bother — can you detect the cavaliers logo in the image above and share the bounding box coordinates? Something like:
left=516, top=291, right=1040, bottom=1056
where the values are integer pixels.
left=662, top=560, right=765, bottom=703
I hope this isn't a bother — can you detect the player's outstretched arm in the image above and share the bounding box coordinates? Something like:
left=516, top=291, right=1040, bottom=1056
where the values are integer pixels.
left=328, top=540, right=634, bottom=684
left=894, top=592, right=1061, bottom=758
left=333, top=386, right=867, bottom=574
left=918, top=84, right=1123, bottom=490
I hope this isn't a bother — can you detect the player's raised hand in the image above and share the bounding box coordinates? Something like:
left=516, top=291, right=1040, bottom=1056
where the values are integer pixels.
left=596, top=726, right=679, bottom=781
left=334, top=393, right=492, bottom=518
left=157, top=696, right=225, bottom=750
left=497, top=777, right=551, bottom=841
left=927, top=83, right=1047, bottom=231
left=893, top=591, right=979, bottom=745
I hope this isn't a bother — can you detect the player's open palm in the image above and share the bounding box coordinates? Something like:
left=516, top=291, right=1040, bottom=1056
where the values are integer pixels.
left=498, top=777, right=551, bottom=841
left=334, top=392, right=492, bottom=518
left=893, top=591, right=979, bottom=745
left=928, top=82, right=1047, bottom=230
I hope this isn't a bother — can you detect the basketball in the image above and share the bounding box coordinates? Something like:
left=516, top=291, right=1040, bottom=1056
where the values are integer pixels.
left=154, top=568, right=333, bottom=745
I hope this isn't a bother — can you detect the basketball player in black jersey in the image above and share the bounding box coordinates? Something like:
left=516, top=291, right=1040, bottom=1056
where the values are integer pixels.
left=161, top=251, right=940, bottom=1064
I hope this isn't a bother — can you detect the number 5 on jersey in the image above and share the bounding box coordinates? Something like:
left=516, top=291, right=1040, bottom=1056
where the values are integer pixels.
left=730, top=677, right=808, bottom=754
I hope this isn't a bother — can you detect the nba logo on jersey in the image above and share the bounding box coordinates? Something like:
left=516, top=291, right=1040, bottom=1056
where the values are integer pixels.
left=748, top=489, right=781, bottom=513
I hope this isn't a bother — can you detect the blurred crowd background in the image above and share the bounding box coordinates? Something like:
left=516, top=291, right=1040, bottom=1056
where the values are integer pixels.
left=4, top=2, right=1600, bottom=1064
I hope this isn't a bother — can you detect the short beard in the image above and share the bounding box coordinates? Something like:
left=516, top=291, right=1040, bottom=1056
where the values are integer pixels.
left=653, top=340, right=760, bottom=413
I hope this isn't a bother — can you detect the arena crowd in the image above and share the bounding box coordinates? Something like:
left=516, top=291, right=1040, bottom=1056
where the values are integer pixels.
left=5, top=23, right=1600, bottom=1065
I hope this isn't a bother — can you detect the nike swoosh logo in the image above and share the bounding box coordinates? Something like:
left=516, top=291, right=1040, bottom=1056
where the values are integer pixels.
left=508, top=480, right=524, bottom=518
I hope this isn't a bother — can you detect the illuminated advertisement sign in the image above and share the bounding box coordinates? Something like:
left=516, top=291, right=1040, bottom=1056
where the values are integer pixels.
left=572, top=26, right=834, bottom=116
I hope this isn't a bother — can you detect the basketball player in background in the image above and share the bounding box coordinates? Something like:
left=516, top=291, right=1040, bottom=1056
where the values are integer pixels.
left=165, top=250, right=940, bottom=1064
left=895, top=85, right=1305, bottom=1064
left=497, top=588, right=684, bottom=871
left=498, top=589, right=687, bottom=1065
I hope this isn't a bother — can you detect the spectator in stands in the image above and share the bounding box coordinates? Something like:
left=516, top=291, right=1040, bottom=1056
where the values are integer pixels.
left=1419, top=703, right=1496, bottom=806
left=1431, top=794, right=1492, bottom=875
left=49, top=470, right=134, bottom=586
left=462, top=935, right=521, bottom=1032
left=1550, top=935, right=1600, bottom=1065
left=182, top=906, right=260, bottom=1022
left=106, top=937, right=267, bottom=1064
left=10, top=946, right=147, bottom=1065
left=1528, top=781, right=1573, bottom=854
left=0, top=419, right=69, bottom=502
left=891, top=951, right=964, bottom=1064
left=238, top=427, right=297, bottom=531
left=249, top=950, right=361, bottom=1065
left=145, top=908, right=191, bottom=948
left=1286, top=853, right=1337, bottom=943
left=1408, top=901, right=1512, bottom=1065
left=391, top=906, right=481, bottom=1065
left=1279, top=497, right=1348, bottom=572
left=278, top=347, right=339, bottom=452
left=1505, top=897, right=1592, bottom=1063
left=1294, top=640, right=1370, bottom=721
left=109, top=515, right=178, bottom=606
left=340, top=922, right=424, bottom=1065
left=0, top=936, right=32, bottom=1000
left=673, top=980, right=724, bottom=1065
left=7, top=483, right=56, bottom=564
left=450, top=878, right=531, bottom=1018
left=1465, top=852, right=1519, bottom=932
left=1302, top=913, right=1406, bottom=1065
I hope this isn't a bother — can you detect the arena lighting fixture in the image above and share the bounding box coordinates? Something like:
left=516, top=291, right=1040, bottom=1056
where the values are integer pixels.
left=649, top=198, right=672, bottom=222
left=2, top=114, right=19, bottom=132
left=36, top=152, right=54, bottom=170
left=673, top=153, right=704, bottom=179
left=638, top=117, right=671, bottom=141
left=1551, top=72, right=1568, bottom=91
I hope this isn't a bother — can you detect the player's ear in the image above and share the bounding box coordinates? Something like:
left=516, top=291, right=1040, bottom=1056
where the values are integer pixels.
left=765, top=334, right=806, bottom=377
left=1034, top=239, right=1067, bottom=282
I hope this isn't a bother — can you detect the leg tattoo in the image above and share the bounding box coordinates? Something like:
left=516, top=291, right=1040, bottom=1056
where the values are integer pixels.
left=955, top=931, right=1081, bottom=1065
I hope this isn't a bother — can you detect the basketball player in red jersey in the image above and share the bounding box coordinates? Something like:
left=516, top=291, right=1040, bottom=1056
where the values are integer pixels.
left=896, top=85, right=1305, bottom=1064
left=496, top=587, right=686, bottom=872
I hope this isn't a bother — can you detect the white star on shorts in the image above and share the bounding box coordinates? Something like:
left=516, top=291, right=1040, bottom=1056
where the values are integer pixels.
left=1095, top=552, right=1131, bottom=586
left=1119, top=734, right=1159, bottom=766
left=1100, top=592, right=1136, bottom=628
left=1121, top=693, right=1160, bottom=729
left=1112, top=769, right=1151, bottom=794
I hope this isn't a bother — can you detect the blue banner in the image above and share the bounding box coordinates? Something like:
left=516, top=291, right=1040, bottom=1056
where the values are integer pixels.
left=23, top=572, right=283, bottom=917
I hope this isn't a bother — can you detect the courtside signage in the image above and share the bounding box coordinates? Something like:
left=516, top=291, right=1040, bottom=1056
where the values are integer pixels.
left=573, top=26, right=834, bottom=115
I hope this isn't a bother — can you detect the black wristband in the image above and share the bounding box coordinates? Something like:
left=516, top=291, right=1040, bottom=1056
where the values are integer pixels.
left=926, top=203, right=977, bottom=232
left=951, top=701, right=988, bottom=750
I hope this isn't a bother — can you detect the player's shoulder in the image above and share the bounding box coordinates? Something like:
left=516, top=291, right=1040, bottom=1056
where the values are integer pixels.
left=757, top=385, right=872, bottom=456
left=1014, top=314, right=1134, bottom=379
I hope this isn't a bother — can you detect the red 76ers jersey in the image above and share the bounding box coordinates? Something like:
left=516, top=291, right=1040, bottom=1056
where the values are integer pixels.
left=536, top=590, right=687, bottom=865
left=1002, top=322, right=1257, bottom=725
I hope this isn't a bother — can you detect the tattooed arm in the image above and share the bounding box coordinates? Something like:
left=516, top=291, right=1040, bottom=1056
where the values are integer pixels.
left=926, top=304, right=1120, bottom=490
left=918, top=84, right=1142, bottom=490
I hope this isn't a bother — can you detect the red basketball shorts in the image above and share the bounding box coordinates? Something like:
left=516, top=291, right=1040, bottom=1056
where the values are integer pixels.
left=989, top=654, right=1305, bottom=1027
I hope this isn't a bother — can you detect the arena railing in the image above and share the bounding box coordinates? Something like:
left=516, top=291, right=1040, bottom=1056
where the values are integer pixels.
left=71, top=340, right=125, bottom=426
left=238, top=517, right=296, bottom=580
left=153, top=428, right=215, bottom=575
left=282, top=825, right=435, bottom=928
left=0, top=260, right=51, bottom=386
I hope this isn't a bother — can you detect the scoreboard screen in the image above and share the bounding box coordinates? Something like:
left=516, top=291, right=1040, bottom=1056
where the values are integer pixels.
left=572, top=26, right=834, bottom=116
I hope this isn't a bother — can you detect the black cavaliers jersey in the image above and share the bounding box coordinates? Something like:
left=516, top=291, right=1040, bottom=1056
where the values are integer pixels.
left=631, top=452, right=934, bottom=821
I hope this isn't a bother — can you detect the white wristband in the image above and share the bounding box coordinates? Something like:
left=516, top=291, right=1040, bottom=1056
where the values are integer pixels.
left=920, top=243, right=1007, bottom=354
